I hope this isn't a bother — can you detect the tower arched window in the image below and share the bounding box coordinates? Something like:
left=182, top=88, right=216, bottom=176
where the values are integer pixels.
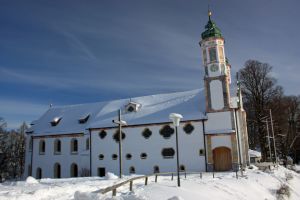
left=39, top=140, right=45, bottom=154
left=54, top=139, right=61, bottom=154
left=70, top=138, right=78, bottom=153
left=70, top=163, right=78, bottom=177
left=208, top=47, right=217, bottom=63
left=54, top=163, right=61, bottom=178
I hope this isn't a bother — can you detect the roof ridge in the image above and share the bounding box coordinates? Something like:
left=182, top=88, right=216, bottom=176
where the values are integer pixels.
left=50, top=88, right=203, bottom=109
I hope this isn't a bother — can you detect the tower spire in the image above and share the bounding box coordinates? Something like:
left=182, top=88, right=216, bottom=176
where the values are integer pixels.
left=208, top=3, right=212, bottom=20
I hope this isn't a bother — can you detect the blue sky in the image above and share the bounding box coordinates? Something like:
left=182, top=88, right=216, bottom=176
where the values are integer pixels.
left=1, top=0, right=300, bottom=129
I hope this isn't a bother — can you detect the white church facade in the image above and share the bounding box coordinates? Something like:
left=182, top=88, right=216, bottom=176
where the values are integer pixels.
left=24, top=12, right=249, bottom=179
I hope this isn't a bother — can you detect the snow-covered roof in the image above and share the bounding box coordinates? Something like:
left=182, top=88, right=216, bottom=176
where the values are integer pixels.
left=29, top=89, right=206, bottom=136
left=248, top=149, right=262, bottom=158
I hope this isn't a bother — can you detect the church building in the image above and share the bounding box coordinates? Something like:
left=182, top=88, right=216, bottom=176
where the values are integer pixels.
left=24, top=12, right=249, bottom=179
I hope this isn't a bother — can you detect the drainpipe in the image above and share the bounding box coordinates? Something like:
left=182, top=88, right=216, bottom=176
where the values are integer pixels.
left=30, top=136, right=33, bottom=177
left=201, top=119, right=208, bottom=172
left=89, top=129, right=92, bottom=176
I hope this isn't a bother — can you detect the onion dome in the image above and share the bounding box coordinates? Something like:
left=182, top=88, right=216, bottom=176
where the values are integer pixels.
left=201, top=11, right=223, bottom=40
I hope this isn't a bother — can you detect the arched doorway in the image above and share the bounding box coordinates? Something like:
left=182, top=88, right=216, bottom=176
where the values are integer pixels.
left=213, top=147, right=232, bottom=171
left=54, top=163, right=61, bottom=178
left=70, top=163, right=78, bottom=177
left=36, top=168, right=42, bottom=179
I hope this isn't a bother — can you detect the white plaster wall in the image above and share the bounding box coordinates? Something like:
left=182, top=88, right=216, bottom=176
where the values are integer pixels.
left=205, top=111, right=233, bottom=132
left=31, top=134, right=90, bottom=179
left=211, top=135, right=231, bottom=150
left=210, top=80, right=224, bottom=110
left=91, top=122, right=205, bottom=176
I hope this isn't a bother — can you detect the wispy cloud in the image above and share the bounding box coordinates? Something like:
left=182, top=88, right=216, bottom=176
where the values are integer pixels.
left=0, top=99, right=48, bottom=129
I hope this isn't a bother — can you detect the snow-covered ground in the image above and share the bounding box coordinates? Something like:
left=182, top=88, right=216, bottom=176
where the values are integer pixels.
left=0, top=166, right=299, bottom=200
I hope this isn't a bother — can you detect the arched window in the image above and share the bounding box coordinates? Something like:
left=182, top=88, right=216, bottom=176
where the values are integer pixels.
left=112, top=154, right=118, bottom=160
left=129, top=166, right=135, bottom=174
left=54, top=139, right=61, bottom=154
left=180, top=165, right=185, bottom=172
left=86, top=138, right=90, bottom=150
left=159, top=125, right=174, bottom=139
left=70, top=138, right=78, bottom=153
left=70, top=163, right=78, bottom=177
left=39, top=140, right=45, bottom=154
left=36, top=167, right=42, bottom=179
left=140, top=153, right=147, bottom=159
left=126, top=154, right=132, bottom=160
left=99, top=154, right=104, bottom=160
left=54, top=163, right=61, bottom=178
left=153, top=166, right=160, bottom=173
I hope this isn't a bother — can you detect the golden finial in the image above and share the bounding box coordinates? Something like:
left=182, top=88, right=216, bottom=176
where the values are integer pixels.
left=208, top=2, right=212, bottom=20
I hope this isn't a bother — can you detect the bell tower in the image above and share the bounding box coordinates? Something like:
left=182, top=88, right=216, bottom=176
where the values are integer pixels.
left=199, top=11, right=231, bottom=113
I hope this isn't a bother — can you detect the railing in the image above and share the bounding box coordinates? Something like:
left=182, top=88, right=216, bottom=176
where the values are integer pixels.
left=95, top=170, right=240, bottom=197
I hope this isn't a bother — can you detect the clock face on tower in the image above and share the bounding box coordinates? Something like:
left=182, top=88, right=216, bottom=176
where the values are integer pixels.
left=210, top=64, right=219, bottom=72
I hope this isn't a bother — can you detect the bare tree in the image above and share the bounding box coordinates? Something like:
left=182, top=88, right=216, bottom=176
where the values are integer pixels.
left=239, top=60, right=282, bottom=160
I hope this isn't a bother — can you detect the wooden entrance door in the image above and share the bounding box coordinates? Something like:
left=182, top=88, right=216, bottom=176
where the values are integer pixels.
left=213, top=147, right=232, bottom=171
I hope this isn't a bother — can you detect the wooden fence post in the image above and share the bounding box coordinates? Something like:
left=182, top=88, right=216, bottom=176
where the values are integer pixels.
left=129, top=180, right=133, bottom=191
left=236, top=169, right=238, bottom=179
left=112, top=189, right=117, bottom=196
left=155, top=174, right=158, bottom=182
left=145, top=176, right=148, bottom=185
left=171, top=173, right=174, bottom=181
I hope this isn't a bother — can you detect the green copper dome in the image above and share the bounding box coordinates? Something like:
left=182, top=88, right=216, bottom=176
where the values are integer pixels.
left=201, top=16, right=223, bottom=40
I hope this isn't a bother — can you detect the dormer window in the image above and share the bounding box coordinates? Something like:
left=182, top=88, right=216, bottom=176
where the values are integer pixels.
left=125, top=101, right=141, bottom=113
left=51, top=117, right=62, bottom=126
left=79, top=114, right=90, bottom=124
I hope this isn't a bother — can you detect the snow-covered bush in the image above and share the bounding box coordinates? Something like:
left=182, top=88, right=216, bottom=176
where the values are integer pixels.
left=285, top=172, right=293, bottom=181
left=276, top=184, right=290, bottom=200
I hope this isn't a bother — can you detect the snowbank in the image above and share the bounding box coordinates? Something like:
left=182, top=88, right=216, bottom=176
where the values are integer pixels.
left=105, top=172, right=118, bottom=180
left=25, top=176, right=39, bottom=184
left=0, top=166, right=299, bottom=200
left=74, top=191, right=102, bottom=200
